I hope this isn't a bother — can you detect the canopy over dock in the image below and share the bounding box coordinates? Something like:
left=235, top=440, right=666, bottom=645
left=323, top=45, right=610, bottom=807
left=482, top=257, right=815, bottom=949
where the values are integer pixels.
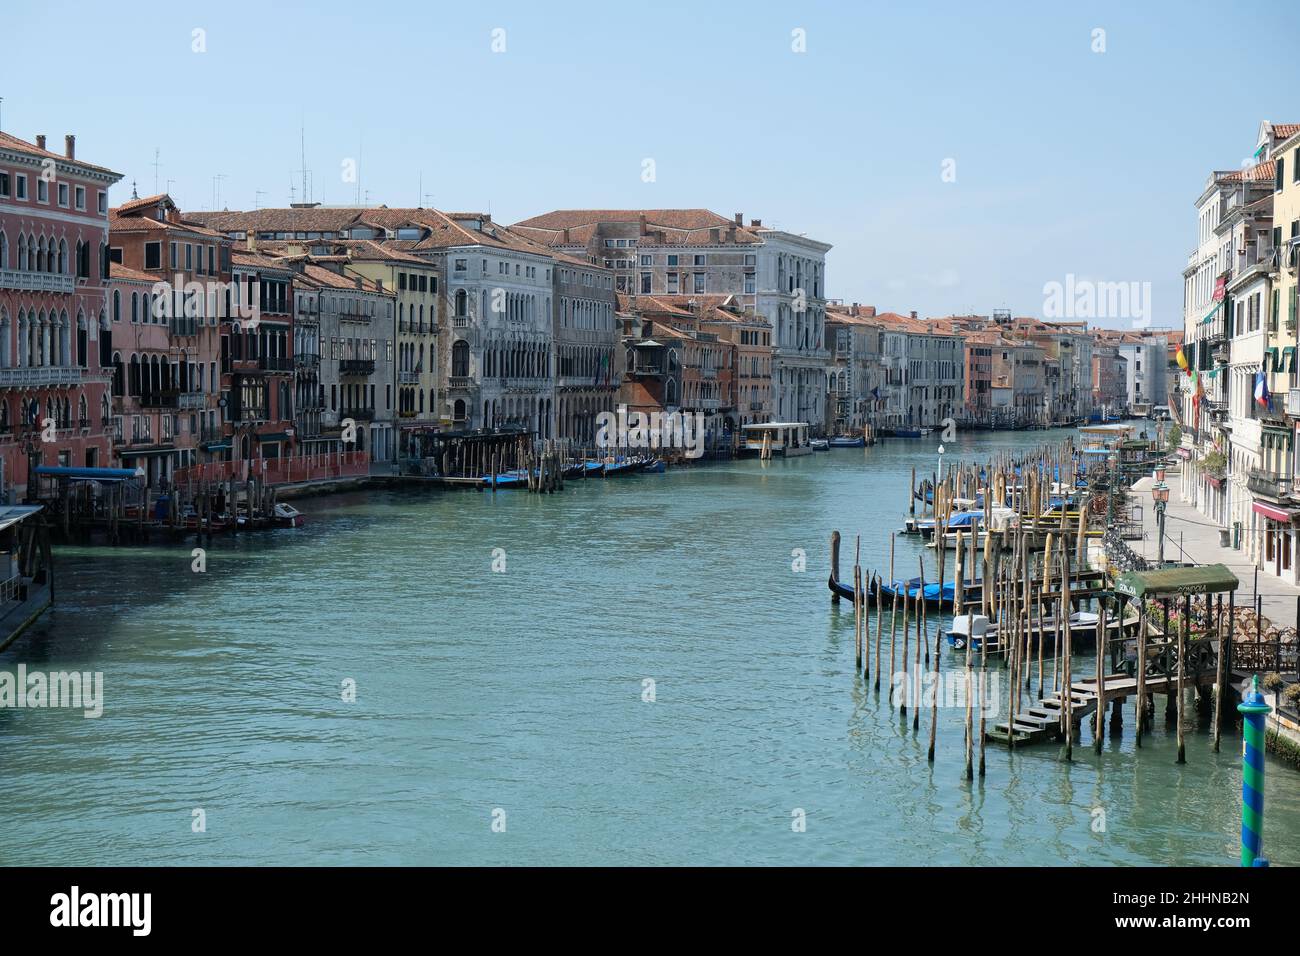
left=1113, top=564, right=1239, bottom=599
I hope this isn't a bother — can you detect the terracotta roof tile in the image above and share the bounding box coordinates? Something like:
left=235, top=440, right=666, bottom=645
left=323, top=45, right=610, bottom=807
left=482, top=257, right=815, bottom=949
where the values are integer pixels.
left=0, top=130, right=120, bottom=177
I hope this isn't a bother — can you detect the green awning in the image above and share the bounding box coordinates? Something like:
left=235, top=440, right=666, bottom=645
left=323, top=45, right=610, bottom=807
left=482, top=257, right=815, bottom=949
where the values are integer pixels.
left=202, top=441, right=232, bottom=452
left=1264, top=347, right=1280, bottom=371
left=1113, top=564, right=1239, bottom=599
left=1284, top=346, right=1296, bottom=373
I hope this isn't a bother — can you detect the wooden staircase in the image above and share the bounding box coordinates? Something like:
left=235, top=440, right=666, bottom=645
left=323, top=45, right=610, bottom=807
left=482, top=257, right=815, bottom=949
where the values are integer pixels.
left=986, top=682, right=1100, bottom=746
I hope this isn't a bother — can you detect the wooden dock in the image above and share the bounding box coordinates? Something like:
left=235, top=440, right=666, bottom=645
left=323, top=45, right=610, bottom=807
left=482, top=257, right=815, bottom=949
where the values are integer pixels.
left=987, top=669, right=1218, bottom=746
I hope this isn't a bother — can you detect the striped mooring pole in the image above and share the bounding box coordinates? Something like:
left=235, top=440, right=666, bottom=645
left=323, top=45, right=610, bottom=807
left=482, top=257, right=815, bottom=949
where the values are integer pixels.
left=1238, top=674, right=1272, bottom=868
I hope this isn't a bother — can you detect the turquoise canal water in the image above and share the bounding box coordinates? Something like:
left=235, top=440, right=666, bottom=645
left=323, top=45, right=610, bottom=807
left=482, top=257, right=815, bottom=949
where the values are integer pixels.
left=3, top=426, right=1299, bottom=866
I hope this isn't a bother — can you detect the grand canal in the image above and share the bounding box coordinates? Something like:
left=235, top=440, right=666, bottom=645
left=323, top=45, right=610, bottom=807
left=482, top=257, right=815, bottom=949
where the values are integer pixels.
left=3, top=427, right=1298, bottom=866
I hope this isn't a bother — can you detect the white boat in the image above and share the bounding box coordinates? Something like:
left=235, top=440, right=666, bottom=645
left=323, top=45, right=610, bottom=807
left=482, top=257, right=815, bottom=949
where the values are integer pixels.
left=274, top=503, right=305, bottom=528
left=810, top=438, right=830, bottom=451
left=946, top=610, right=1133, bottom=651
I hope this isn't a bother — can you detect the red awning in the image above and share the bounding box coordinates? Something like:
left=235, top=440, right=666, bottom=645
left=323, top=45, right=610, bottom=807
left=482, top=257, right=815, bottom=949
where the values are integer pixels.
left=1253, top=501, right=1297, bottom=522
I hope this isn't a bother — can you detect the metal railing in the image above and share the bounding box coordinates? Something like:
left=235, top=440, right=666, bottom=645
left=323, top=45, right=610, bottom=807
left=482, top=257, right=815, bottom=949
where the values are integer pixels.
left=339, top=359, right=376, bottom=375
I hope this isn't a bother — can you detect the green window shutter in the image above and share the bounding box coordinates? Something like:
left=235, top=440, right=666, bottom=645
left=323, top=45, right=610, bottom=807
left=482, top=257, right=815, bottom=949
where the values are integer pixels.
left=1278, top=156, right=1286, bottom=192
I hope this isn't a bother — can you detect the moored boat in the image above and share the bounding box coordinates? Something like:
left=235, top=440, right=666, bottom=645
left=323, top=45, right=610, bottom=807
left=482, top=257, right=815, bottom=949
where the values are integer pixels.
left=827, top=435, right=866, bottom=448
left=273, top=503, right=305, bottom=528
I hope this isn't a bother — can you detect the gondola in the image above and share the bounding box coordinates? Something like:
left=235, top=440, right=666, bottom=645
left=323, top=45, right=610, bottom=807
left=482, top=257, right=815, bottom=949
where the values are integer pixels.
left=827, top=572, right=971, bottom=611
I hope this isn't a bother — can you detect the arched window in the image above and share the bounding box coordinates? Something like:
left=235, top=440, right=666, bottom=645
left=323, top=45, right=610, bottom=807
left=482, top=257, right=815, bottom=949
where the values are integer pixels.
left=453, top=399, right=466, bottom=422
left=455, top=289, right=468, bottom=317
left=76, top=313, right=87, bottom=368
left=113, top=290, right=121, bottom=323
left=0, top=230, right=6, bottom=270
left=130, top=292, right=138, bottom=323
left=58, top=238, right=67, bottom=274
left=452, top=340, right=470, bottom=377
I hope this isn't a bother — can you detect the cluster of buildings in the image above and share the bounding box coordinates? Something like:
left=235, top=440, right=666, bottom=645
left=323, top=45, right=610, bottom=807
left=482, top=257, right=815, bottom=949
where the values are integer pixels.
left=1179, top=120, right=1300, bottom=590
left=0, top=126, right=1179, bottom=501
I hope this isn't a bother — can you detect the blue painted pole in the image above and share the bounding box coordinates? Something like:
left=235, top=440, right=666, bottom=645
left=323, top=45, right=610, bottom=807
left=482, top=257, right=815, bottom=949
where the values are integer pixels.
left=1237, top=674, right=1272, bottom=867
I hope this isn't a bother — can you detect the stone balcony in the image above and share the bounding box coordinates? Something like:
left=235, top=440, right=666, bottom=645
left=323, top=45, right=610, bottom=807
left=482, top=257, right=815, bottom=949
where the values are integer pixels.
left=0, top=269, right=76, bottom=294
left=0, top=366, right=110, bottom=387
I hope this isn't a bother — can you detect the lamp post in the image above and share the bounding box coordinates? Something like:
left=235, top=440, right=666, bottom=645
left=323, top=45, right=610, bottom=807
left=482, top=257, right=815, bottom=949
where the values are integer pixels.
left=1153, top=481, right=1170, bottom=565
left=937, top=443, right=945, bottom=483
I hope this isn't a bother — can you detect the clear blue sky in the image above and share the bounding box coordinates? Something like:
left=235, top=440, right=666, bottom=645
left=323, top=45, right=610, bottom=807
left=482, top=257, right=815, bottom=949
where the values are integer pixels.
left=6, top=0, right=1298, bottom=327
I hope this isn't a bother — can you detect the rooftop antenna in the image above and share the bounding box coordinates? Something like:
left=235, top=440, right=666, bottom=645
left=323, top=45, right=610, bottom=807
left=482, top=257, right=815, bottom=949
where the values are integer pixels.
left=289, top=173, right=296, bottom=206
left=213, top=173, right=226, bottom=210
left=0, top=97, right=4, bottom=131
left=254, top=190, right=267, bottom=210
left=297, top=122, right=310, bottom=204
left=152, top=148, right=162, bottom=194
left=356, top=136, right=363, bottom=206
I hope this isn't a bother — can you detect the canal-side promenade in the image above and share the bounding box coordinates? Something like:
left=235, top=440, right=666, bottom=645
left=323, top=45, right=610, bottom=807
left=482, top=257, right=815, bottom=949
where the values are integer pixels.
left=1136, top=475, right=1300, bottom=632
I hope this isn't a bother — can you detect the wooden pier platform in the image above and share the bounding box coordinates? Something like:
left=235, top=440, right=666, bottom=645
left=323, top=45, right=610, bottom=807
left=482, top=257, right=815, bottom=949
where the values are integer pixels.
left=986, top=670, right=1218, bottom=746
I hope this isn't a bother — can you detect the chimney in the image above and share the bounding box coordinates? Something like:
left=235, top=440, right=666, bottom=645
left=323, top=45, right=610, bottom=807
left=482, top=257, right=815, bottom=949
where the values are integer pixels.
left=65, top=135, right=75, bottom=159
left=910, top=311, right=917, bottom=320
left=751, top=218, right=762, bottom=228
left=354, top=276, right=363, bottom=290
left=562, top=227, right=571, bottom=243
left=35, top=135, right=46, bottom=151
left=710, top=227, right=720, bottom=243
left=638, top=214, right=647, bottom=236
left=734, top=213, right=743, bottom=226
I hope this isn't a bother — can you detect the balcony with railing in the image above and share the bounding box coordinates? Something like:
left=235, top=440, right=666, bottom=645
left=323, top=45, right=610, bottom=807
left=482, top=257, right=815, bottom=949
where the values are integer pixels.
left=295, top=353, right=320, bottom=369
left=339, top=406, right=376, bottom=422
left=0, top=269, right=75, bottom=294
left=0, top=366, right=109, bottom=387
left=399, top=370, right=420, bottom=384
left=178, top=391, right=206, bottom=410
left=452, top=315, right=469, bottom=328
left=258, top=355, right=293, bottom=372
left=1247, top=467, right=1292, bottom=502
left=339, top=358, right=376, bottom=376
left=139, top=390, right=180, bottom=409
left=448, top=376, right=475, bottom=390
left=338, top=310, right=372, bottom=324
left=1287, top=388, right=1300, bottom=417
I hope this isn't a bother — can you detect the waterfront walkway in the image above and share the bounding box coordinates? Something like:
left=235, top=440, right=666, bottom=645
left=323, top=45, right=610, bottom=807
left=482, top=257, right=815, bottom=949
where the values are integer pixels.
left=1129, top=484, right=1300, bottom=632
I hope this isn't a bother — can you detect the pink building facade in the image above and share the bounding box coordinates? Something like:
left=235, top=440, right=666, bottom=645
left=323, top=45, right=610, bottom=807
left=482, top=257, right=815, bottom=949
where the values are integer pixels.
left=0, top=131, right=123, bottom=498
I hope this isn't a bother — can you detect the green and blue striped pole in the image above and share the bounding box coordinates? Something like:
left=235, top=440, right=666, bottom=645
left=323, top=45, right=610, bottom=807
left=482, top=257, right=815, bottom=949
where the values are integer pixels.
left=1238, top=674, right=1272, bottom=867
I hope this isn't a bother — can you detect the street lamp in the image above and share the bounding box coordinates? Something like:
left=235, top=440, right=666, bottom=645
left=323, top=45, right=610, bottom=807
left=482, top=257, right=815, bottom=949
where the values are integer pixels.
left=1153, top=481, right=1170, bottom=565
